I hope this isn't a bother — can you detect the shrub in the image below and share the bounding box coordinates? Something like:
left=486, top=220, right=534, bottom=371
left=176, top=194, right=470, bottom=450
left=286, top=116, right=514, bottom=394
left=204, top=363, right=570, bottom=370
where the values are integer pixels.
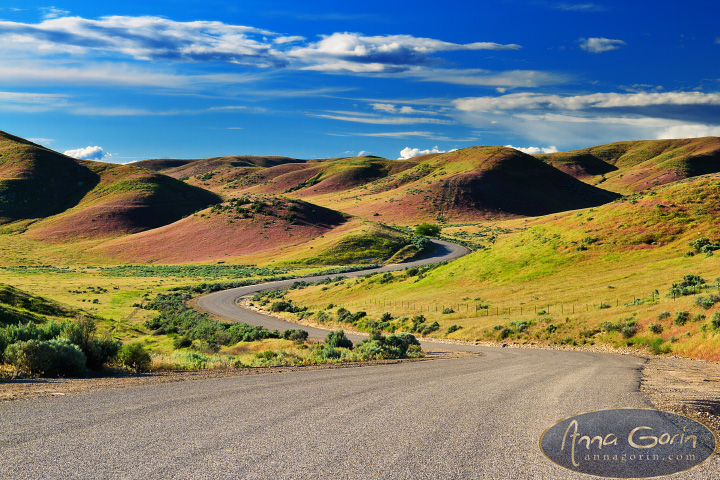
left=118, top=342, right=152, bottom=373
left=282, top=329, right=309, bottom=342
left=325, top=330, right=353, bottom=349
left=5, top=339, right=87, bottom=377
left=657, top=311, right=671, bottom=320
left=446, top=324, right=461, bottom=334
left=692, top=313, right=706, bottom=323
left=694, top=294, right=720, bottom=310
left=442, top=308, right=455, bottom=314
left=545, top=324, right=558, bottom=334
left=648, top=323, right=663, bottom=334
left=621, top=321, right=638, bottom=339
left=711, top=312, right=720, bottom=331
left=173, top=336, right=193, bottom=349
left=674, top=311, right=690, bottom=326
left=497, top=327, right=511, bottom=341
left=415, top=223, right=441, bottom=237
left=599, top=302, right=611, bottom=309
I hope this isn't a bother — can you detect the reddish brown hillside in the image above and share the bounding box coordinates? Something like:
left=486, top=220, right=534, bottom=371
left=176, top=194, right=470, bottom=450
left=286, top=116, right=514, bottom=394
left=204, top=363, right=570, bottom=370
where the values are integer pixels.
left=26, top=164, right=221, bottom=242
left=92, top=195, right=347, bottom=263
left=537, top=137, right=720, bottom=193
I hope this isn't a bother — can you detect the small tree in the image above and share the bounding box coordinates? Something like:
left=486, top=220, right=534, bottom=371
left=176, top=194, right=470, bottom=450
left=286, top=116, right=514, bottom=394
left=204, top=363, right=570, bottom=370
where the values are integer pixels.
left=415, top=223, right=441, bottom=237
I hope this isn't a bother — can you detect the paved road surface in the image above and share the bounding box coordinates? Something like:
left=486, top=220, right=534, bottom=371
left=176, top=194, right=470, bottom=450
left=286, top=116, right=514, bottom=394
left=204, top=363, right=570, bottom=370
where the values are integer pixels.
left=196, top=239, right=470, bottom=345
left=2, top=239, right=717, bottom=478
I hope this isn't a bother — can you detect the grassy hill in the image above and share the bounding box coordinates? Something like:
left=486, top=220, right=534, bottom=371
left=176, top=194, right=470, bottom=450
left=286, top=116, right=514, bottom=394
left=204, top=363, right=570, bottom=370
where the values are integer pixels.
left=275, top=174, right=720, bottom=361
left=0, top=131, right=99, bottom=224
left=271, top=147, right=620, bottom=223
left=25, top=163, right=221, bottom=242
left=91, top=194, right=418, bottom=264
left=536, top=137, right=720, bottom=194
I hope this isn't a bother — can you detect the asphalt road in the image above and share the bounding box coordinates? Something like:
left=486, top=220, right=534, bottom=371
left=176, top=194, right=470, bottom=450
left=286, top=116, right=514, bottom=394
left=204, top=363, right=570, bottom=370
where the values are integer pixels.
left=195, top=239, right=471, bottom=345
left=2, top=240, right=717, bottom=479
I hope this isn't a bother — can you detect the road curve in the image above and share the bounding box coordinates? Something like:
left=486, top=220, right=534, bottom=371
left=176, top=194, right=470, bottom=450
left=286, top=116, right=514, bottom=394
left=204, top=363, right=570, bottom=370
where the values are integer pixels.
left=195, top=239, right=471, bottom=344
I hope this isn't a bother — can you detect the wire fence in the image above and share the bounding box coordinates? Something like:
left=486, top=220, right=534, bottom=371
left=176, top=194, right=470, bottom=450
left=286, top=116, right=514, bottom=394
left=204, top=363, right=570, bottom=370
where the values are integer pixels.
left=339, top=294, right=701, bottom=318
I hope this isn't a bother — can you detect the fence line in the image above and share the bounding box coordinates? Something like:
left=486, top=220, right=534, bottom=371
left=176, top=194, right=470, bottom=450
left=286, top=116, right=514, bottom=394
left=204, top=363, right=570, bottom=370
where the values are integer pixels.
left=343, top=296, right=674, bottom=318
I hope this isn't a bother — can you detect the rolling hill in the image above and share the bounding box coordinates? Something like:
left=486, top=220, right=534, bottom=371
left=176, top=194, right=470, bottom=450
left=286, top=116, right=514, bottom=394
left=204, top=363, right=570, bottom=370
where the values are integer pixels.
left=25, top=163, right=221, bottom=242
left=0, top=131, right=99, bottom=224
left=536, top=137, right=720, bottom=194
left=257, top=147, right=621, bottom=223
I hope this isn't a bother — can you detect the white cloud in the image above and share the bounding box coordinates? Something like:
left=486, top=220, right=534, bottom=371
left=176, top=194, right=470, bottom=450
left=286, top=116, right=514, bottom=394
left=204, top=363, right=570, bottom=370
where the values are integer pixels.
left=410, top=67, right=567, bottom=88
left=451, top=90, right=720, bottom=150
left=311, top=113, right=454, bottom=125
left=63, top=146, right=111, bottom=161
left=656, top=124, right=720, bottom=139
left=0, top=15, right=523, bottom=77
left=579, top=37, right=626, bottom=53
left=398, top=146, right=451, bottom=159
left=40, top=6, right=70, bottom=20
left=274, top=36, right=305, bottom=44
left=369, top=103, right=434, bottom=115
left=289, top=32, right=521, bottom=73
left=454, top=91, right=720, bottom=113
left=505, top=145, right=558, bottom=154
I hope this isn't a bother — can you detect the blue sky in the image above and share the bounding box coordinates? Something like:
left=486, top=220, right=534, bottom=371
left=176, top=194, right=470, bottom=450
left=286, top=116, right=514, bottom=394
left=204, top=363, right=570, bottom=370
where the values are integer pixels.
left=0, top=1, right=718, bottom=162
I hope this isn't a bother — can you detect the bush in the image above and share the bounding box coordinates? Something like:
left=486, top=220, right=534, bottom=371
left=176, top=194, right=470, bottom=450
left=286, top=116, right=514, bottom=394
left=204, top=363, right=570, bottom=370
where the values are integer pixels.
left=497, top=327, right=511, bottom=341
left=711, top=312, right=720, bottom=331
left=415, top=223, right=441, bottom=237
left=282, top=329, right=309, bottom=342
left=63, top=316, right=120, bottom=370
left=694, top=294, right=720, bottom=310
left=657, top=311, right=671, bottom=320
left=674, top=311, right=690, bottom=326
left=648, top=323, right=663, bottom=334
left=325, top=330, right=353, bottom=349
left=5, top=339, right=87, bottom=377
left=621, top=321, right=638, bottom=339
left=446, top=324, right=461, bottom=334
left=118, top=342, right=152, bottom=373
left=442, top=308, right=454, bottom=314
left=173, top=336, right=193, bottom=349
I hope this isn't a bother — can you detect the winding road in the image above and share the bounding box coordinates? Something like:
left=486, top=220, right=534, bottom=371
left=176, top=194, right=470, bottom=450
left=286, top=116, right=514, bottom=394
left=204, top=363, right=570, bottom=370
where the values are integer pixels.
left=1, top=240, right=717, bottom=479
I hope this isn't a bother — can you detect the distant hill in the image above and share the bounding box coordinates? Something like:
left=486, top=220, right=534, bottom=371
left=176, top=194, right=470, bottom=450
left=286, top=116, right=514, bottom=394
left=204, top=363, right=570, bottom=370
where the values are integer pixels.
left=536, top=137, right=720, bottom=194
left=0, top=131, right=99, bottom=223
left=241, top=147, right=620, bottom=223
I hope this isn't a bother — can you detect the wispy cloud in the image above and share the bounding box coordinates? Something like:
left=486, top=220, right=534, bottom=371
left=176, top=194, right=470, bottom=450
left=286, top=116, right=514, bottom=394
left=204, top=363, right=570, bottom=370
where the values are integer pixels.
left=39, top=6, right=70, bottom=19
left=452, top=90, right=720, bottom=148
left=311, top=113, right=454, bottom=125
left=579, top=37, right=626, bottom=53
left=548, top=3, right=606, bottom=12
left=454, top=91, right=720, bottom=113
left=289, top=32, right=521, bottom=73
left=0, top=15, right=522, bottom=77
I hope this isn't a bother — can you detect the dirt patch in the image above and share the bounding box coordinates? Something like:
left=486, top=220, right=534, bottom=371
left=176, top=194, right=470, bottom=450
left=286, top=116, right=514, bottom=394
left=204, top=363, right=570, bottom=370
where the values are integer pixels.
left=641, top=355, right=720, bottom=438
left=0, top=349, right=480, bottom=403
